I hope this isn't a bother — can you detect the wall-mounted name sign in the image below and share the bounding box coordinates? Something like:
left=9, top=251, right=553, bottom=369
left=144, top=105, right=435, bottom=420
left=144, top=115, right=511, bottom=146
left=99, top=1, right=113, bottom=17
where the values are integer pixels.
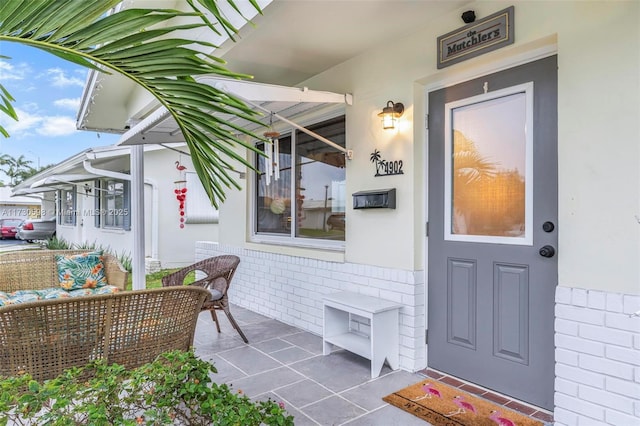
left=370, top=149, right=404, bottom=177
left=437, top=6, right=514, bottom=69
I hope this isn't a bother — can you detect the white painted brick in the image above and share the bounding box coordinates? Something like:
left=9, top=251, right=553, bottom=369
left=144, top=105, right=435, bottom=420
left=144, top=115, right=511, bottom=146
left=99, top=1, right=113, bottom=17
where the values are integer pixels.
left=556, top=348, right=580, bottom=366
left=607, top=293, right=624, bottom=313
left=623, top=295, right=640, bottom=316
left=586, top=290, right=606, bottom=310
left=552, top=407, right=578, bottom=426
left=555, top=334, right=605, bottom=357
left=555, top=377, right=579, bottom=396
left=605, top=312, right=640, bottom=333
left=606, top=345, right=640, bottom=366
left=577, top=417, right=609, bottom=426
left=556, top=364, right=605, bottom=388
left=636, top=401, right=640, bottom=417
left=572, top=288, right=588, bottom=307
left=556, top=305, right=605, bottom=325
left=579, top=353, right=635, bottom=380
left=606, top=376, right=640, bottom=397
left=635, top=335, right=640, bottom=350
left=579, top=323, right=633, bottom=347
left=555, top=393, right=605, bottom=421
left=556, top=318, right=580, bottom=336
left=579, top=384, right=634, bottom=414
left=556, top=286, right=573, bottom=304
left=605, top=409, right=640, bottom=426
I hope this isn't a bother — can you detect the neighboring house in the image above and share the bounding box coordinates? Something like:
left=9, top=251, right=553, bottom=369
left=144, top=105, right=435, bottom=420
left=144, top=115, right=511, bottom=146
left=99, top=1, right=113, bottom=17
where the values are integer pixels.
left=0, top=186, right=42, bottom=220
left=75, top=1, right=640, bottom=424
left=12, top=145, right=219, bottom=271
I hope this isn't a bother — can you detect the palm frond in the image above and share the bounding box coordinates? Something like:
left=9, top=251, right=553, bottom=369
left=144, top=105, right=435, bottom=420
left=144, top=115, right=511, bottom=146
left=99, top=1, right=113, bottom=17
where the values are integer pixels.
left=0, top=0, right=264, bottom=207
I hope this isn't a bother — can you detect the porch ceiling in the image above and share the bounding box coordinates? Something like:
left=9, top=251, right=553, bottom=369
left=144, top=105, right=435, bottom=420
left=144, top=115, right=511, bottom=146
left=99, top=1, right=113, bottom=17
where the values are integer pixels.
left=78, top=0, right=471, bottom=133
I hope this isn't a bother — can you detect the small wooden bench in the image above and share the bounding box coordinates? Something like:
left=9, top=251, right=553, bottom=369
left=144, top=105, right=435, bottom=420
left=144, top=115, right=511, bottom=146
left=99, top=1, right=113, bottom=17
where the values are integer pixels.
left=322, top=292, right=402, bottom=378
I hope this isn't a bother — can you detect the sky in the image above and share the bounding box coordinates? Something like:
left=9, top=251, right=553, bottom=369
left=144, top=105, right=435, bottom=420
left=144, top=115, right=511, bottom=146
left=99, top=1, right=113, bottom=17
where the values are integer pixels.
left=0, top=42, right=119, bottom=185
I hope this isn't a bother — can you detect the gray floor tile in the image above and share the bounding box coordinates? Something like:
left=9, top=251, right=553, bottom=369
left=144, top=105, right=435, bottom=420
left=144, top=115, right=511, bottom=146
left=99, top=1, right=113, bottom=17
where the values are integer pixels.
left=274, top=379, right=333, bottom=408
left=301, top=395, right=366, bottom=426
left=344, top=404, right=432, bottom=426
left=197, top=354, right=247, bottom=384
left=281, top=331, right=324, bottom=354
left=229, top=306, right=271, bottom=325
left=291, top=350, right=379, bottom=392
left=241, top=319, right=301, bottom=343
left=269, top=346, right=315, bottom=364
left=340, top=370, right=425, bottom=411
left=217, top=345, right=282, bottom=375
left=252, top=338, right=294, bottom=353
left=228, top=366, right=305, bottom=397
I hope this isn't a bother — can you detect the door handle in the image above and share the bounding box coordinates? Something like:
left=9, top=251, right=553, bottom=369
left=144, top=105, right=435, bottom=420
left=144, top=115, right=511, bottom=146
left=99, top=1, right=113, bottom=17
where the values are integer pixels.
left=539, top=245, right=556, bottom=258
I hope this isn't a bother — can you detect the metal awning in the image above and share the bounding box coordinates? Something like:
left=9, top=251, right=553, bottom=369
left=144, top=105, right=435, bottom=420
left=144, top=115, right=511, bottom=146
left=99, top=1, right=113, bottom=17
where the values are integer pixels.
left=117, top=77, right=352, bottom=154
left=29, top=173, right=102, bottom=189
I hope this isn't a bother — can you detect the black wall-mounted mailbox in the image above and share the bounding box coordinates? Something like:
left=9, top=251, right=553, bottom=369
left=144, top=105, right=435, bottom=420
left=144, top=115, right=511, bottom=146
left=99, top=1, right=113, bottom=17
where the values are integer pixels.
left=352, top=188, right=396, bottom=209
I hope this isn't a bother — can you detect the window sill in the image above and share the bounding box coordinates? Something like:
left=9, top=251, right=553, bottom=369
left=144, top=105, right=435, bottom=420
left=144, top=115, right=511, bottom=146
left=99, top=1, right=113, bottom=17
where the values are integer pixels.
left=99, top=227, right=128, bottom=234
left=251, top=235, right=343, bottom=250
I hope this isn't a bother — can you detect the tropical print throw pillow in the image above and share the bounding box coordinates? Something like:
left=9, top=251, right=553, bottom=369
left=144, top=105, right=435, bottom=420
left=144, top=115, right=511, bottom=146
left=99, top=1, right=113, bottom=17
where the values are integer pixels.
left=56, top=251, right=108, bottom=290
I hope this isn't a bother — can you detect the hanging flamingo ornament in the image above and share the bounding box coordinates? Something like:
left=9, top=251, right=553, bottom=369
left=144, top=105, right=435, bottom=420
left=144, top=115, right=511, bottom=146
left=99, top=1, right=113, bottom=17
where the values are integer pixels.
left=173, top=160, right=188, bottom=228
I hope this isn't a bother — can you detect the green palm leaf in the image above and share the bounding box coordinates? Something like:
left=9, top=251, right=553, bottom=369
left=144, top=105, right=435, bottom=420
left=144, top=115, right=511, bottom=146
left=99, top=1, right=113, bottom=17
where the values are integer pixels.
left=0, top=0, right=264, bottom=207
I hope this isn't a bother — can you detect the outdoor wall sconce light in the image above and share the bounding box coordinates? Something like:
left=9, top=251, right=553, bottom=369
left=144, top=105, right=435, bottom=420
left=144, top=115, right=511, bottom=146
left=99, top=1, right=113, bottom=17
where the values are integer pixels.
left=378, top=100, right=404, bottom=130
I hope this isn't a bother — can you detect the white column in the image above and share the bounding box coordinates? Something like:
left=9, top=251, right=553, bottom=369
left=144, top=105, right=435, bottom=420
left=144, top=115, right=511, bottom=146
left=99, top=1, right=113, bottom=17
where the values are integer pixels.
left=131, top=145, right=146, bottom=290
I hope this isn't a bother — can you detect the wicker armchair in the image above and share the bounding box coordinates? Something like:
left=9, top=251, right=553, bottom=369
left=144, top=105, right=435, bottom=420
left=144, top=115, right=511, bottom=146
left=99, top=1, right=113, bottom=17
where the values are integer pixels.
left=0, top=286, right=210, bottom=381
left=162, top=255, right=248, bottom=343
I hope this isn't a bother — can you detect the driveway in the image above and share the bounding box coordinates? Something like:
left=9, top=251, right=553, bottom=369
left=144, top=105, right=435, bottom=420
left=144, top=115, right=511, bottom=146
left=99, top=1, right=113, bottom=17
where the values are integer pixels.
left=0, top=239, right=32, bottom=253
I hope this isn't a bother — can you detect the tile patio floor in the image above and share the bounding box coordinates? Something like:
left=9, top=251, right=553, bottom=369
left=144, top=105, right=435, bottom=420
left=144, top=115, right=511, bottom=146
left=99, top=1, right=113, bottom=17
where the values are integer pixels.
left=192, top=305, right=429, bottom=426
left=192, top=305, right=554, bottom=426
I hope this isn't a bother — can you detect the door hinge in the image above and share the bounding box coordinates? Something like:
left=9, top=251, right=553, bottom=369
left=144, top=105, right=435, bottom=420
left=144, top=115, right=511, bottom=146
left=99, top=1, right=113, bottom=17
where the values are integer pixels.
left=425, top=114, right=429, bottom=129
left=425, top=329, right=429, bottom=344
left=426, top=221, right=429, bottom=237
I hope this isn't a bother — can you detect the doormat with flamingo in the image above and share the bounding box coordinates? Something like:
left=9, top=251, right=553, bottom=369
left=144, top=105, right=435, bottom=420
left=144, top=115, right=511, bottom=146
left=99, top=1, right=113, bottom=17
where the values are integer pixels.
left=382, top=380, right=543, bottom=426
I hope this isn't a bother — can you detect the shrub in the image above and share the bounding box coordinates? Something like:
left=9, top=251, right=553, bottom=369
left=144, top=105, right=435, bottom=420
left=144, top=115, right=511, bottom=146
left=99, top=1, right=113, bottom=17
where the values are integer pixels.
left=44, top=236, right=71, bottom=250
left=0, top=350, right=294, bottom=425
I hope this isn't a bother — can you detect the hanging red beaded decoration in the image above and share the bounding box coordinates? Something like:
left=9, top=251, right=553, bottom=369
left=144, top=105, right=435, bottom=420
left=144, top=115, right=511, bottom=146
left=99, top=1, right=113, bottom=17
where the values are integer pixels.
left=174, top=160, right=188, bottom=229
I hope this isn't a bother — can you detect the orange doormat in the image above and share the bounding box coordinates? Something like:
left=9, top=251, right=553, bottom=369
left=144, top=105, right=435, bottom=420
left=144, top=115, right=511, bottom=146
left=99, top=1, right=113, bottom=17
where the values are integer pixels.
left=383, top=380, right=543, bottom=426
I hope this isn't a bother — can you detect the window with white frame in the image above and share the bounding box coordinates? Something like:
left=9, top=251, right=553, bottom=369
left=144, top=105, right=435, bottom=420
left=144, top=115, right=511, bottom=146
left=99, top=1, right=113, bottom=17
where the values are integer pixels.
left=96, top=179, right=131, bottom=230
left=59, top=188, right=76, bottom=225
left=254, top=115, right=346, bottom=245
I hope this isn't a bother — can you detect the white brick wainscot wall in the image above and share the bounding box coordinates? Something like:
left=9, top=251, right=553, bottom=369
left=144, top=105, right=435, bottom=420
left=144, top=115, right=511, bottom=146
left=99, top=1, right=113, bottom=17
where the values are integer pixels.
left=196, top=242, right=426, bottom=372
left=554, top=287, right=640, bottom=425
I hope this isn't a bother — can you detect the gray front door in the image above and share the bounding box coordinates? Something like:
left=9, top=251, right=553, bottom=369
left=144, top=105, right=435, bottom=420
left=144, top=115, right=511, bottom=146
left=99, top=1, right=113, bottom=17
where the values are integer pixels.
left=427, top=56, right=557, bottom=410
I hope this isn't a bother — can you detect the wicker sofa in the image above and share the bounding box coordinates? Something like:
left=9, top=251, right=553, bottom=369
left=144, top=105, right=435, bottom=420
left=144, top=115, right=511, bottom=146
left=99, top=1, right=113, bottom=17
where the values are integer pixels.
left=0, top=249, right=129, bottom=293
left=0, top=286, right=210, bottom=381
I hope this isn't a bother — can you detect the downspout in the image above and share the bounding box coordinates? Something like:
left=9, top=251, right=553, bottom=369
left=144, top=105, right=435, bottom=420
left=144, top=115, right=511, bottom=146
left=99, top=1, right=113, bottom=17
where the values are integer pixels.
left=144, top=178, right=160, bottom=260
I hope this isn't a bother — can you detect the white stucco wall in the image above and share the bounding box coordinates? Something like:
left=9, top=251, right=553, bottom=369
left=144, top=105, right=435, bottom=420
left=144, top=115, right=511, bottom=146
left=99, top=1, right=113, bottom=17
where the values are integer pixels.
left=293, top=0, right=640, bottom=295
left=56, top=148, right=220, bottom=270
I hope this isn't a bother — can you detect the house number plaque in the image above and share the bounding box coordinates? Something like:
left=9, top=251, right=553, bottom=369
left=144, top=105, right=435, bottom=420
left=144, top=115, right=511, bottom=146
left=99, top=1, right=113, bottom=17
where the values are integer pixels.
left=370, top=149, right=404, bottom=177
